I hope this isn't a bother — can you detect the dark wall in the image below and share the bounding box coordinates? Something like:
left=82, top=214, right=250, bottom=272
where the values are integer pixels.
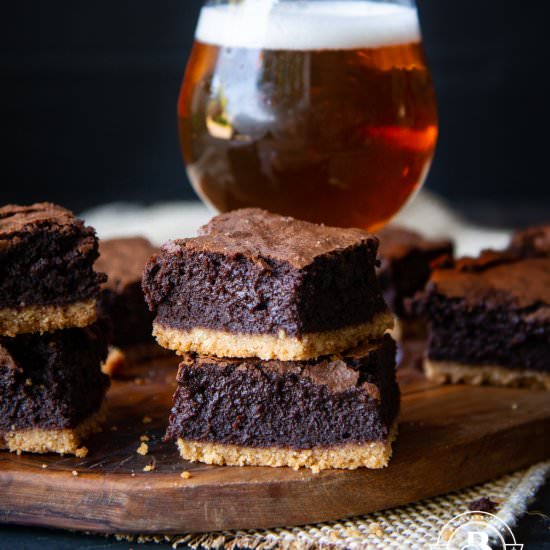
left=417, top=1, right=550, bottom=208
left=1, top=1, right=202, bottom=211
left=2, top=1, right=549, bottom=212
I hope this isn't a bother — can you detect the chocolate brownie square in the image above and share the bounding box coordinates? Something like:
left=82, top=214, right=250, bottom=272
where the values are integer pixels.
left=0, top=325, right=109, bottom=455
left=508, top=224, right=550, bottom=258
left=376, top=225, right=453, bottom=338
left=96, top=237, right=167, bottom=375
left=166, top=335, right=399, bottom=472
left=0, top=203, right=105, bottom=336
left=413, top=251, right=550, bottom=389
left=142, top=208, right=392, bottom=361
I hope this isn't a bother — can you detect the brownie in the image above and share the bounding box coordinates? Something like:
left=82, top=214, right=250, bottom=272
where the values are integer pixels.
left=96, top=237, right=157, bottom=348
left=468, top=497, right=498, bottom=514
left=143, top=208, right=391, bottom=359
left=166, top=335, right=399, bottom=450
left=0, top=325, right=109, bottom=432
left=508, top=224, right=550, bottom=258
left=0, top=203, right=105, bottom=309
left=376, top=225, right=453, bottom=318
left=413, top=251, right=550, bottom=385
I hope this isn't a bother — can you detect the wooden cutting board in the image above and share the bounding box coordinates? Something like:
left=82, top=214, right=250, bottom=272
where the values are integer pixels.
left=0, top=343, right=549, bottom=535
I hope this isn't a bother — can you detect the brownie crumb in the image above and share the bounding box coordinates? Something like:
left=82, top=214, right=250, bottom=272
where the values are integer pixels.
left=468, top=497, right=498, bottom=513
left=75, top=447, right=88, bottom=458
left=136, top=442, right=149, bottom=456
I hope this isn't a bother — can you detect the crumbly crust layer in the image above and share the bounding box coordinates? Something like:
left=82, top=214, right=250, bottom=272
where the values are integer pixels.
left=176, top=421, right=398, bottom=473
left=0, top=404, right=106, bottom=455
left=154, top=311, right=394, bottom=361
left=102, top=346, right=127, bottom=377
left=0, top=299, right=97, bottom=337
left=425, top=359, right=550, bottom=390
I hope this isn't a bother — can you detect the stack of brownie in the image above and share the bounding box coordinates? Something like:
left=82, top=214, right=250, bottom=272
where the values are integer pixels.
left=95, top=236, right=166, bottom=376
left=375, top=225, right=453, bottom=339
left=413, top=246, right=550, bottom=390
left=143, top=208, right=400, bottom=472
left=0, top=203, right=109, bottom=455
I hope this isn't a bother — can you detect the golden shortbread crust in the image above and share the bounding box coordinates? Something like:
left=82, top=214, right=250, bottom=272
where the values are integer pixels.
left=154, top=310, right=394, bottom=361
left=0, top=299, right=97, bottom=337
left=101, top=346, right=127, bottom=377
left=0, top=404, right=106, bottom=455
left=425, top=359, right=550, bottom=390
left=176, top=421, right=398, bottom=473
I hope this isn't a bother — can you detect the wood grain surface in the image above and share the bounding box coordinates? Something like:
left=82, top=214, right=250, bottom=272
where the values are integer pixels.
left=0, top=343, right=549, bottom=535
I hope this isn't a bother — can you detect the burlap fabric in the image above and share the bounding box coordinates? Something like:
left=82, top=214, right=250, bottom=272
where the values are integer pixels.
left=116, top=461, right=548, bottom=549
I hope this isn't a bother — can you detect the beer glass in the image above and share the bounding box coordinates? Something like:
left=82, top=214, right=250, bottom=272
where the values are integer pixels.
left=178, top=0, right=438, bottom=230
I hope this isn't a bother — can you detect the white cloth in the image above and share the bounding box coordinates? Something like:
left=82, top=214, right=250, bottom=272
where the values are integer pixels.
left=82, top=190, right=511, bottom=257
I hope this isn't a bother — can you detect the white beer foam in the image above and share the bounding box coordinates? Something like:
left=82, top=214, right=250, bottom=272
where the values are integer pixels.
left=196, top=1, right=420, bottom=50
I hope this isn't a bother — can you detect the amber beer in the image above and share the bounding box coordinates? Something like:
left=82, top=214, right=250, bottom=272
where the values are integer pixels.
left=178, top=1, right=438, bottom=230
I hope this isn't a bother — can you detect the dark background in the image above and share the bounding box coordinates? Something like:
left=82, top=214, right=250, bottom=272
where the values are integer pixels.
left=1, top=1, right=549, bottom=224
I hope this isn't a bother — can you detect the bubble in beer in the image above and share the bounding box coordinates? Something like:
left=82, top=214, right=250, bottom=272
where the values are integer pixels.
left=196, top=1, right=420, bottom=50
